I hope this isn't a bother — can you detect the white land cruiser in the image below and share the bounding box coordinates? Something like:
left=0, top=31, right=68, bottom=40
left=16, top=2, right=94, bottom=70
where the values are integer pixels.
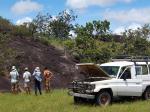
left=68, top=57, right=150, bottom=106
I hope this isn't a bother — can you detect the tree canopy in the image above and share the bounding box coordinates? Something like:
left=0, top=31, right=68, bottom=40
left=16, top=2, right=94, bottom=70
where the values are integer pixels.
left=0, top=10, right=150, bottom=63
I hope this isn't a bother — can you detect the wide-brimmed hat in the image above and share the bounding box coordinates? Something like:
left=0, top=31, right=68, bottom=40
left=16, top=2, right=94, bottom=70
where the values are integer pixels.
left=35, top=67, right=40, bottom=71
left=11, top=66, right=16, bottom=70
left=24, top=67, right=28, bottom=71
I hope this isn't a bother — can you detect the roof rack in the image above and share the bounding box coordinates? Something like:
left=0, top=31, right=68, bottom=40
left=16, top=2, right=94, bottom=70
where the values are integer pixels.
left=111, top=55, right=150, bottom=62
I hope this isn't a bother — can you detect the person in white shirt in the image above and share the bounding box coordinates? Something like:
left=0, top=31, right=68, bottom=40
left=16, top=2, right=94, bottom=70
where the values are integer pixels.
left=23, top=67, right=31, bottom=94
left=9, top=66, right=19, bottom=94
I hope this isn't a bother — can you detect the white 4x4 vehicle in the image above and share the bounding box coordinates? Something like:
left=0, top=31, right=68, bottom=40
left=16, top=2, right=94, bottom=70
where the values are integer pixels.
left=69, top=57, right=150, bottom=106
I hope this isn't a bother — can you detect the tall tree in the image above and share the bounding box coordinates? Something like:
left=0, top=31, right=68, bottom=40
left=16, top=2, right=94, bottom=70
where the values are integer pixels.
left=48, top=10, right=77, bottom=39
left=28, top=13, right=52, bottom=37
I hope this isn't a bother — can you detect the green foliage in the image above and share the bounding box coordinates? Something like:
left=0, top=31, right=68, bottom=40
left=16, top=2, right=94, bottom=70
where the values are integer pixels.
left=66, top=20, right=115, bottom=63
left=64, top=38, right=119, bottom=63
left=0, top=16, right=13, bottom=34
left=47, top=37, right=65, bottom=49
left=122, top=25, right=150, bottom=56
left=40, top=38, right=50, bottom=46
left=75, top=20, right=111, bottom=41
left=12, top=25, right=31, bottom=37
left=63, top=22, right=150, bottom=63
left=76, top=36, right=96, bottom=49
left=49, top=19, right=70, bottom=39
left=28, top=10, right=77, bottom=39
left=28, top=13, right=52, bottom=38
left=48, top=10, right=77, bottom=39
left=0, top=32, right=9, bottom=42
left=37, top=36, right=66, bottom=50
left=1, top=12, right=150, bottom=67
left=64, top=39, right=75, bottom=50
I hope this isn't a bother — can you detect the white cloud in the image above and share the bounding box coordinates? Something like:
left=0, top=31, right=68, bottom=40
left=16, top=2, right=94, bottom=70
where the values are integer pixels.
left=104, top=8, right=150, bottom=24
left=113, top=23, right=142, bottom=35
left=51, top=15, right=58, bottom=21
left=113, top=26, right=125, bottom=35
left=11, top=0, right=43, bottom=15
left=16, top=17, right=32, bottom=25
left=127, top=23, right=141, bottom=30
left=66, top=0, right=133, bottom=9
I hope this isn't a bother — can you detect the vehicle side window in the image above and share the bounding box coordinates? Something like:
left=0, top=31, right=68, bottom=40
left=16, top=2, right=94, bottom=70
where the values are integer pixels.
left=135, top=66, right=142, bottom=75
left=119, top=67, right=131, bottom=79
left=135, top=65, right=148, bottom=75
left=142, top=65, right=148, bottom=75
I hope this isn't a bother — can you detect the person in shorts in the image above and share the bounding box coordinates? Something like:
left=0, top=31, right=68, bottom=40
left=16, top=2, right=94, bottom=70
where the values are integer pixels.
left=23, top=67, right=31, bottom=94
left=43, top=67, right=53, bottom=93
left=9, top=66, right=19, bottom=94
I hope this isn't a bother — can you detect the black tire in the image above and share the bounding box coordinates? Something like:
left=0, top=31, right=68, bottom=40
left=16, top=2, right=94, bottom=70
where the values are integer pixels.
left=74, top=97, right=82, bottom=103
left=96, top=91, right=112, bottom=106
left=143, top=87, right=150, bottom=100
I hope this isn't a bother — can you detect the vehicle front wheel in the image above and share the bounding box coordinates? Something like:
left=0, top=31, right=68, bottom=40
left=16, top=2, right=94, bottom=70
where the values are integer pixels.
left=96, top=91, right=112, bottom=106
left=74, top=97, right=82, bottom=103
left=143, top=87, right=150, bottom=100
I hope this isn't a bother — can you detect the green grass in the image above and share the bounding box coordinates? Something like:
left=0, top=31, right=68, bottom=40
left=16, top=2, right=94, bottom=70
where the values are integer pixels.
left=0, top=90, right=150, bottom=112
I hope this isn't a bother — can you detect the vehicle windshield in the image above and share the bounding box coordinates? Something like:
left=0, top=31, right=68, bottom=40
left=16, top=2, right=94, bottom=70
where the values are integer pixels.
left=100, top=66, right=120, bottom=77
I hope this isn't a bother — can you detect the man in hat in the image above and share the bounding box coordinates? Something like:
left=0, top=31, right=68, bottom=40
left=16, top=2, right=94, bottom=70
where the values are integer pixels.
left=23, top=67, right=31, bottom=94
left=9, top=66, right=19, bottom=94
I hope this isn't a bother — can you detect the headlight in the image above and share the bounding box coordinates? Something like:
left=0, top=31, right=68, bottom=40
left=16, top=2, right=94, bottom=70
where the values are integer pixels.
left=87, top=84, right=95, bottom=90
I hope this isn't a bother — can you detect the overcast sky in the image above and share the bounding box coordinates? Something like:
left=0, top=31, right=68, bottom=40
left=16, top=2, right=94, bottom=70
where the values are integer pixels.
left=0, top=0, right=150, bottom=34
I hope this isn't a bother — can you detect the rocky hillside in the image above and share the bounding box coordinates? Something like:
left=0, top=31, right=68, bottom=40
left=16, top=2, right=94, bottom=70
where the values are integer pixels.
left=0, top=37, right=79, bottom=91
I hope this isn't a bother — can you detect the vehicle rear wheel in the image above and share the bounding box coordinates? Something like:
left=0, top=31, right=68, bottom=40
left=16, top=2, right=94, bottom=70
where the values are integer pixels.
left=96, top=91, right=112, bottom=106
left=143, top=87, right=150, bottom=100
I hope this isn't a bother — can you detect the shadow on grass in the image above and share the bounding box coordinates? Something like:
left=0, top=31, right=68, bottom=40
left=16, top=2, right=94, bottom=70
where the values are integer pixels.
left=113, top=96, right=142, bottom=104
left=69, top=97, right=143, bottom=107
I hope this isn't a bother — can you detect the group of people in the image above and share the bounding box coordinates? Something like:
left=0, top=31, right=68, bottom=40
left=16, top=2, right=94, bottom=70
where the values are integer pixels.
left=9, top=66, right=53, bottom=95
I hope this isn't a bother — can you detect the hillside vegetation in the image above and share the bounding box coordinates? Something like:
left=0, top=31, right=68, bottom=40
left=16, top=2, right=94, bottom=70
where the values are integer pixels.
left=0, top=10, right=150, bottom=89
left=0, top=90, right=150, bottom=112
left=1, top=10, right=150, bottom=66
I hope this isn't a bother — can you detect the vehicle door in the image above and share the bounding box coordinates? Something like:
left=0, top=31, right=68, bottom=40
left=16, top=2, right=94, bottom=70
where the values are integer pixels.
left=116, top=66, right=142, bottom=96
left=136, top=64, right=150, bottom=91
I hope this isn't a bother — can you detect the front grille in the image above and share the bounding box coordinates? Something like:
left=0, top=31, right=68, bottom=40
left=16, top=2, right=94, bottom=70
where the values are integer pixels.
left=72, top=82, right=87, bottom=94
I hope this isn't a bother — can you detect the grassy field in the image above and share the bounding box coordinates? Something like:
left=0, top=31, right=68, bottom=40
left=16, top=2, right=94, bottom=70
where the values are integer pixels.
left=0, top=90, right=150, bottom=112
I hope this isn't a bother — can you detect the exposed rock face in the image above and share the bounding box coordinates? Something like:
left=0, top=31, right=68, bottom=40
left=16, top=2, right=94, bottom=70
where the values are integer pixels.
left=0, top=37, right=79, bottom=91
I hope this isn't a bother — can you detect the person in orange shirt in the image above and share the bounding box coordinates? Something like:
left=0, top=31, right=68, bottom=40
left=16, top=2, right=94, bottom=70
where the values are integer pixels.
left=43, top=67, right=53, bottom=93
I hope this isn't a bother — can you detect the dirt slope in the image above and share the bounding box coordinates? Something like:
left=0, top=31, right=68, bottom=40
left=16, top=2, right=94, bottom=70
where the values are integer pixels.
left=0, top=76, right=10, bottom=92
left=0, top=37, right=79, bottom=91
